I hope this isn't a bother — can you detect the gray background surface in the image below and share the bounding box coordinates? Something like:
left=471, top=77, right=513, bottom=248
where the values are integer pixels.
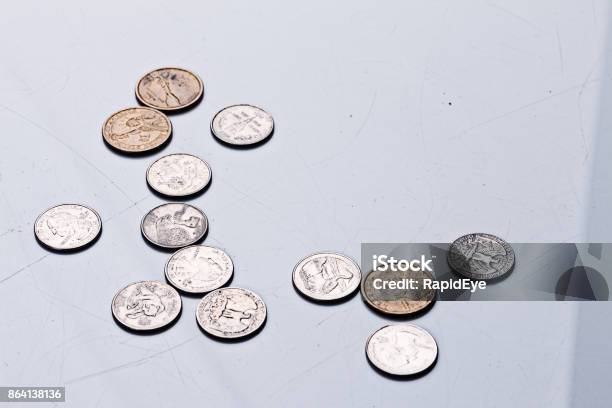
left=1, top=1, right=611, bottom=407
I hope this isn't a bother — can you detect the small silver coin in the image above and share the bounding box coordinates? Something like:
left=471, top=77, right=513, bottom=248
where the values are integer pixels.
left=448, top=233, right=515, bottom=280
left=293, top=252, right=361, bottom=301
left=211, top=104, right=274, bottom=145
left=196, top=287, right=266, bottom=339
left=366, top=324, right=438, bottom=376
left=165, top=245, right=233, bottom=294
left=146, top=153, right=211, bottom=197
left=34, top=204, right=102, bottom=250
left=141, top=203, right=207, bottom=249
left=112, top=280, right=182, bottom=331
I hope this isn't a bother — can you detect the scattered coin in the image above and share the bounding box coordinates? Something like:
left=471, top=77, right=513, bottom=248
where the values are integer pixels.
left=34, top=204, right=102, bottom=251
left=102, top=107, right=172, bottom=153
left=146, top=153, right=211, bottom=197
left=196, top=287, right=266, bottom=339
left=136, top=67, right=203, bottom=111
left=141, top=203, right=207, bottom=249
left=112, top=280, right=181, bottom=331
left=366, top=324, right=438, bottom=376
left=211, top=104, right=274, bottom=145
left=165, top=245, right=233, bottom=293
left=293, top=252, right=361, bottom=301
left=361, top=269, right=436, bottom=315
left=448, top=233, right=515, bottom=280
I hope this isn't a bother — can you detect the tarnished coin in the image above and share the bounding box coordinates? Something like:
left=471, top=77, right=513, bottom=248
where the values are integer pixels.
left=102, top=107, right=171, bottom=153
left=196, top=287, right=266, bottom=339
left=112, top=280, right=181, bottom=331
left=211, top=104, right=274, bottom=145
left=136, top=67, right=203, bottom=111
left=448, top=233, right=515, bottom=280
left=146, top=153, right=211, bottom=197
left=361, top=269, right=436, bottom=315
left=165, top=245, right=233, bottom=293
left=366, top=324, right=438, bottom=376
left=293, top=252, right=361, bottom=301
left=141, top=203, right=207, bottom=249
left=34, top=204, right=101, bottom=250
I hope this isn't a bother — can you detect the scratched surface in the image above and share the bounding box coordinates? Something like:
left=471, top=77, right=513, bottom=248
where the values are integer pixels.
left=1, top=1, right=611, bottom=407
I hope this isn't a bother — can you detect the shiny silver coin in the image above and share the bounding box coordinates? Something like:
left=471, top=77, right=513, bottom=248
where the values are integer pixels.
left=448, top=233, right=515, bottom=280
left=196, top=287, right=266, bottom=339
left=34, top=204, right=102, bottom=250
left=146, top=153, right=211, bottom=197
left=141, top=203, right=207, bottom=249
left=165, top=245, right=233, bottom=294
left=211, top=104, right=274, bottom=145
left=112, top=280, right=181, bottom=331
left=366, top=324, right=438, bottom=376
left=293, top=252, right=361, bottom=301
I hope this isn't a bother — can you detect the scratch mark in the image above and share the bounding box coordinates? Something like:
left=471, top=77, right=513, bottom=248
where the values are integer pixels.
left=64, top=336, right=196, bottom=384
left=488, top=2, right=542, bottom=32
left=0, top=254, right=48, bottom=284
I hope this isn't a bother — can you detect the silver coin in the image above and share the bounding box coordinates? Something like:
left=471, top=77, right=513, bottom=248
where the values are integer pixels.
left=448, top=233, right=515, bottom=280
left=165, top=245, right=233, bottom=293
left=146, top=153, right=211, bottom=197
left=293, top=252, right=361, bottom=301
left=141, top=203, right=207, bottom=249
left=211, top=104, right=274, bottom=145
left=196, top=287, right=266, bottom=339
left=34, top=204, right=102, bottom=250
left=112, top=280, right=182, bottom=331
left=366, top=324, right=438, bottom=376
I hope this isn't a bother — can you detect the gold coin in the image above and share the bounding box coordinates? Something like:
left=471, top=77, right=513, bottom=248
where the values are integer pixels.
left=102, top=107, right=172, bottom=153
left=135, top=67, right=203, bottom=111
left=361, top=269, right=436, bottom=315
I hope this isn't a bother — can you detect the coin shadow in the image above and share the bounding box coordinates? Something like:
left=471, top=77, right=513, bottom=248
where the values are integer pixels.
left=112, top=307, right=182, bottom=336
left=366, top=351, right=438, bottom=381
left=211, top=128, right=274, bottom=150
left=360, top=296, right=437, bottom=322
left=34, top=227, right=103, bottom=255
left=196, top=315, right=267, bottom=344
left=146, top=177, right=211, bottom=201
left=102, top=135, right=172, bottom=158
left=141, top=228, right=208, bottom=254
left=292, top=280, right=360, bottom=306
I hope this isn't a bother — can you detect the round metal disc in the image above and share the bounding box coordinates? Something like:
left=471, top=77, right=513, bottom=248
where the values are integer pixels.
left=366, top=324, right=438, bottom=376
left=136, top=67, right=203, bottom=111
left=102, top=107, right=171, bottom=153
left=34, top=204, right=102, bottom=250
left=112, top=280, right=182, bottom=331
left=141, top=203, right=207, bottom=249
left=211, top=104, right=274, bottom=145
left=448, top=233, right=515, bottom=280
left=146, top=153, right=211, bottom=197
left=361, top=269, right=436, bottom=315
left=292, top=252, right=361, bottom=301
left=196, top=287, right=266, bottom=339
left=165, top=245, right=233, bottom=294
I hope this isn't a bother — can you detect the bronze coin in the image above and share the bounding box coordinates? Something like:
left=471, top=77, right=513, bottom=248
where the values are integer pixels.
left=102, top=107, right=172, bottom=153
left=136, top=67, right=203, bottom=111
left=361, top=269, right=436, bottom=315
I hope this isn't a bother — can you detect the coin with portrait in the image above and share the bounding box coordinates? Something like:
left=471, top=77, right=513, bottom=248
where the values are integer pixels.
left=146, top=153, right=211, bottom=197
left=102, top=107, right=171, bottom=153
left=366, top=324, right=438, bottom=376
left=211, top=104, right=274, bottom=145
left=165, top=245, right=233, bottom=294
left=34, top=204, right=102, bottom=251
left=136, top=68, right=203, bottom=111
left=196, top=287, right=266, bottom=339
left=141, top=203, right=207, bottom=249
left=112, top=280, right=182, bottom=331
left=293, top=252, right=361, bottom=301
